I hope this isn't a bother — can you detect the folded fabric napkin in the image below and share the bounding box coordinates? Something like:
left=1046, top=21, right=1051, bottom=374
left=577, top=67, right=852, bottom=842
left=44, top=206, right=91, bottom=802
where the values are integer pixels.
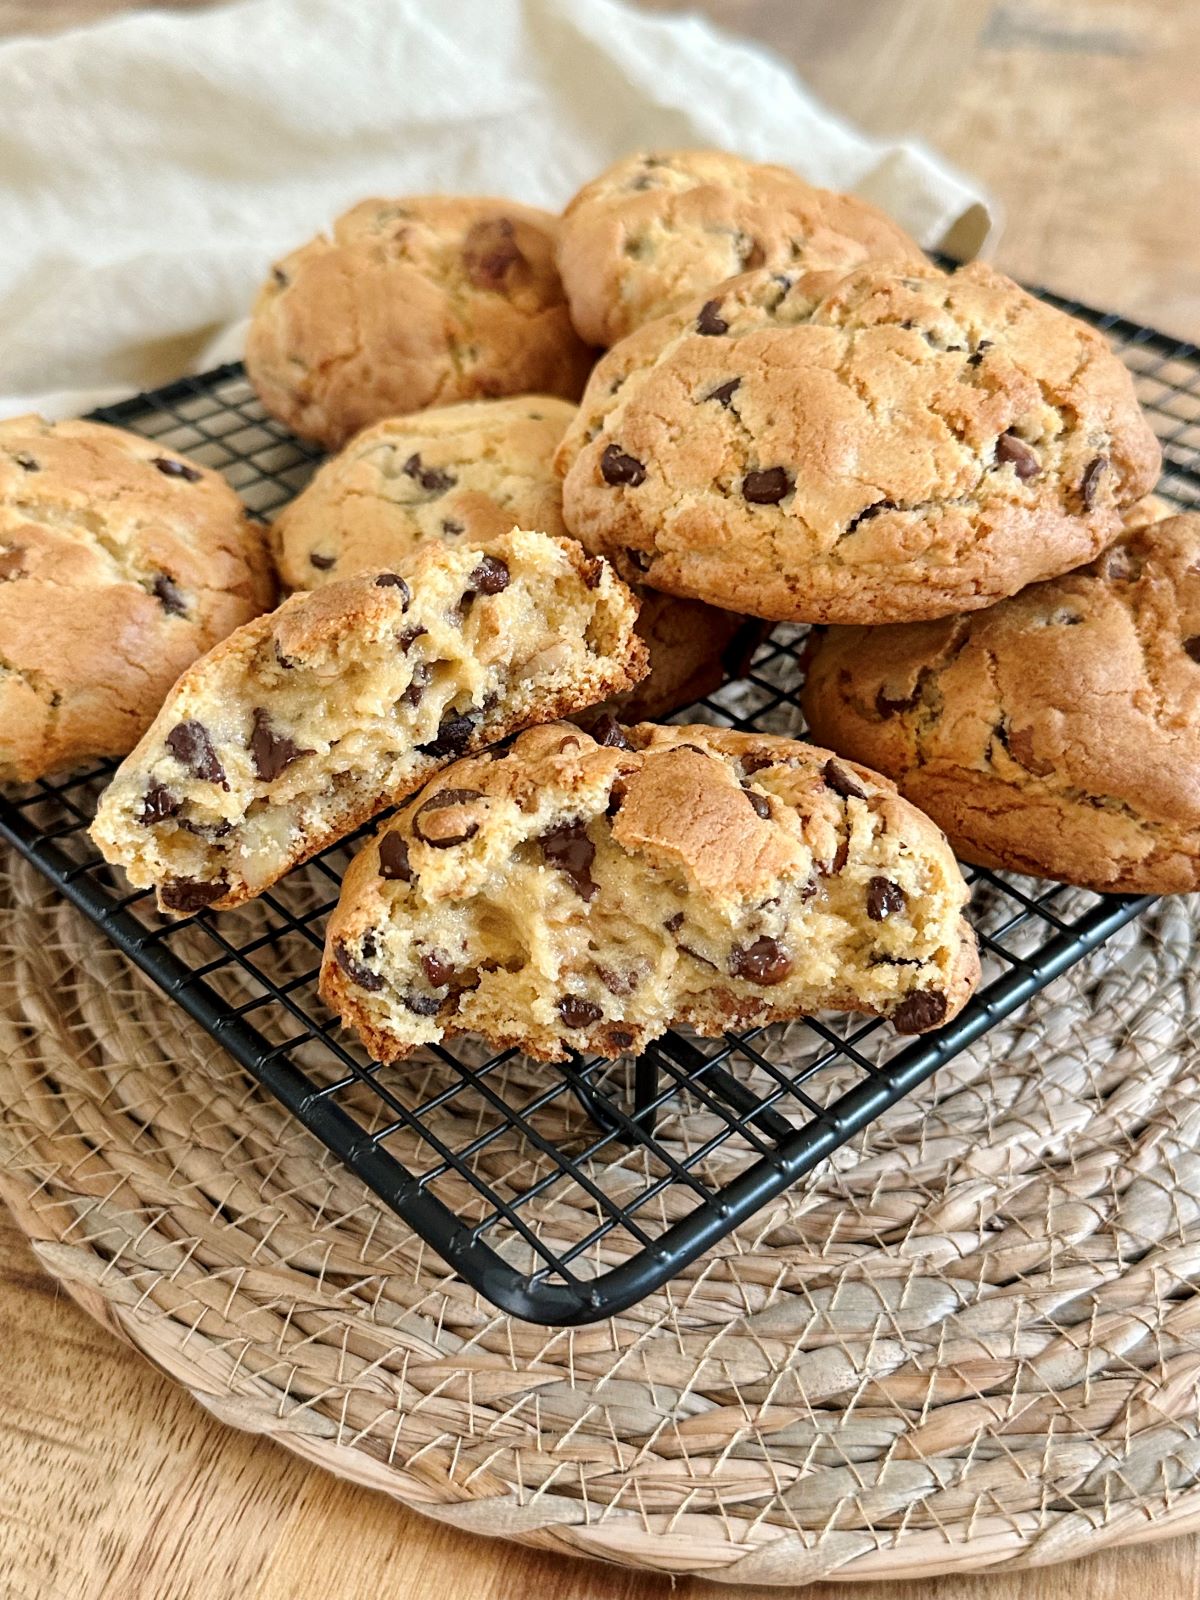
left=0, top=0, right=993, bottom=417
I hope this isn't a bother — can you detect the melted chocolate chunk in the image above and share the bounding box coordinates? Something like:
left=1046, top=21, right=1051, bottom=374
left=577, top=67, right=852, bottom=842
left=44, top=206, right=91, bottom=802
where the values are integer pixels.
left=413, top=787, right=484, bottom=848
left=827, top=835, right=850, bottom=875
left=139, top=784, right=181, bottom=825
left=591, top=713, right=632, bottom=750
left=866, top=876, right=906, bottom=922
left=462, top=216, right=525, bottom=290
left=333, top=938, right=384, bottom=991
left=418, top=709, right=477, bottom=759
left=378, top=833, right=413, bottom=882
left=403, top=661, right=431, bottom=709
left=846, top=499, right=897, bottom=535
left=539, top=821, right=597, bottom=900
left=398, top=624, right=427, bottom=654
left=995, top=432, right=1041, bottom=480
left=601, top=445, right=647, bottom=487
left=159, top=877, right=229, bottom=913
left=594, top=964, right=639, bottom=996
left=663, top=911, right=685, bottom=933
left=609, top=1029, right=636, bottom=1052
left=166, top=720, right=226, bottom=786
left=891, top=989, right=948, bottom=1034
left=605, top=778, right=627, bottom=818
left=272, top=266, right=289, bottom=288
left=442, top=519, right=464, bottom=537
left=875, top=679, right=924, bottom=717
left=420, top=950, right=455, bottom=988
left=403, top=453, right=456, bottom=494
left=13, top=453, right=38, bottom=472
left=403, top=992, right=441, bottom=1016
left=678, top=943, right=717, bottom=970
left=696, top=298, right=728, bottom=336
left=375, top=573, right=412, bottom=606
left=1184, top=637, right=1200, bottom=664
left=178, top=817, right=232, bottom=839
left=0, top=546, right=25, bottom=579
left=743, top=467, right=792, bottom=505
left=557, top=995, right=603, bottom=1030
left=742, top=785, right=771, bottom=820
left=1081, top=455, right=1109, bottom=510
left=152, top=574, right=187, bottom=616
left=250, top=707, right=311, bottom=783
left=741, top=750, right=778, bottom=775
left=153, top=457, right=202, bottom=483
left=823, top=759, right=867, bottom=801
left=729, top=936, right=793, bottom=986
left=706, top=378, right=741, bottom=407
left=309, top=551, right=336, bottom=571
left=469, top=555, right=509, bottom=594
left=1007, top=726, right=1055, bottom=776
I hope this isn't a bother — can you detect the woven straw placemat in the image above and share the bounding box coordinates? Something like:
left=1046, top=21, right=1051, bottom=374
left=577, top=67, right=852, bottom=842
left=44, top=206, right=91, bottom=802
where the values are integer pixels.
left=3, top=846, right=1200, bottom=1585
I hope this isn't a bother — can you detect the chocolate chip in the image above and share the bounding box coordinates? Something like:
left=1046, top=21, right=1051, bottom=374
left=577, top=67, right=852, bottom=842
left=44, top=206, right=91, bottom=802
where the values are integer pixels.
left=866, top=877, right=906, bottom=922
left=823, top=759, right=867, bottom=801
left=418, top=709, right=477, bottom=759
left=605, top=779, right=627, bottom=819
left=153, top=457, right=202, bottom=483
left=705, top=378, right=741, bottom=407
left=398, top=626, right=427, bottom=656
left=540, top=821, right=597, bottom=900
left=166, top=720, right=226, bottom=786
left=609, top=1029, right=636, bottom=1052
left=160, top=877, right=229, bottom=913
left=14, top=453, right=38, bottom=472
left=594, top=965, right=639, bottom=996
left=995, top=432, right=1041, bottom=480
left=1184, top=637, right=1200, bottom=664
left=379, top=834, right=413, bottom=882
left=250, top=707, right=311, bottom=783
left=1081, top=455, right=1109, bottom=510
left=375, top=573, right=412, bottom=606
left=663, top=911, right=684, bottom=933
left=1007, top=726, right=1055, bottom=776
left=469, top=556, right=509, bottom=595
left=729, top=936, right=793, bottom=986
left=403, top=992, right=441, bottom=1016
left=696, top=298, right=728, bottom=336
left=591, top=713, right=632, bottom=750
left=178, top=817, right=231, bottom=839
left=139, top=784, right=181, bottom=825
left=403, top=453, right=456, bottom=494
left=742, top=785, right=771, bottom=820
left=742, top=467, right=792, bottom=505
left=580, top=556, right=604, bottom=589
left=333, top=938, right=384, bottom=991
left=966, top=340, right=993, bottom=367
left=892, top=989, right=948, bottom=1034
left=413, top=787, right=484, bottom=848
left=420, top=950, right=455, bottom=988
left=846, top=499, right=897, bottom=535
left=462, top=216, right=525, bottom=291
left=827, top=835, right=850, bottom=875
left=741, top=751, right=778, bottom=775
left=600, top=444, right=647, bottom=487
left=309, top=552, right=336, bottom=571
left=152, top=573, right=187, bottom=616
left=403, top=661, right=431, bottom=708
left=0, top=546, right=25, bottom=579
left=557, top=995, right=603, bottom=1030
left=442, top=519, right=464, bottom=536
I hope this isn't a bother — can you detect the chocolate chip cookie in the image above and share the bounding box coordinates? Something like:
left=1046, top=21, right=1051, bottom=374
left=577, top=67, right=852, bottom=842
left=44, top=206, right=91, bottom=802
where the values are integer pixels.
left=90, top=530, right=647, bottom=913
left=321, top=721, right=978, bottom=1063
left=245, top=197, right=596, bottom=451
left=556, top=261, right=1162, bottom=625
left=558, top=148, right=924, bottom=347
left=272, top=394, right=761, bottom=720
left=802, top=512, right=1200, bottom=892
left=0, top=416, right=274, bottom=782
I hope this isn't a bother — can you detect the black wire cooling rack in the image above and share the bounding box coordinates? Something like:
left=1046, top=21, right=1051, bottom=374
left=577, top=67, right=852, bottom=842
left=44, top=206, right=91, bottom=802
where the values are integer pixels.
left=2, top=292, right=1197, bottom=1326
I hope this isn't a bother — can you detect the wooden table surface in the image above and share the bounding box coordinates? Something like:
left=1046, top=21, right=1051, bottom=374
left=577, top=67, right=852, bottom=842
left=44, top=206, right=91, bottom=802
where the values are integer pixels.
left=3, top=3, right=1199, bottom=1599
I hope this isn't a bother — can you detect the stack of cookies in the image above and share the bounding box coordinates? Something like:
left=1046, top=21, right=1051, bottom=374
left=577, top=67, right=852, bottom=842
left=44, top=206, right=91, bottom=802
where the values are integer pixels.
left=6, top=147, right=1182, bottom=1067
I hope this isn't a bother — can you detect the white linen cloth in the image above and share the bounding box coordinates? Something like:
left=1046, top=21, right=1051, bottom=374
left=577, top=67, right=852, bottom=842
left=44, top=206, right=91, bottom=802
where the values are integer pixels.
left=0, top=0, right=993, bottom=418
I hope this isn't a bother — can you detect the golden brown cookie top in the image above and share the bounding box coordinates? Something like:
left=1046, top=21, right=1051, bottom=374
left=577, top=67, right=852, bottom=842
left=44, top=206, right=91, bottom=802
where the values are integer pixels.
left=272, top=395, right=576, bottom=590
left=803, top=511, right=1200, bottom=839
left=245, top=196, right=596, bottom=450
left=0, top=416, right=273, bottom=781
left=558, top=148, right=923, bottom=346
left=556, top=260, right=1162, bottom=625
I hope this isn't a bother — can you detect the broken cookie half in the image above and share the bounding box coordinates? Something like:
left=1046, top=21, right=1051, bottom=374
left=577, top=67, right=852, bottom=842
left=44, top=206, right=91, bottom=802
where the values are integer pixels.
left=321, top=721, right=979, bottom=1063
left=91, top=530, right=647, bottom=912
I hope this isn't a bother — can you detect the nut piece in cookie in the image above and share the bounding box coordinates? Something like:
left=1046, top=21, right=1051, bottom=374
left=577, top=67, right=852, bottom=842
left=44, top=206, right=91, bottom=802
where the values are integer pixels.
left=802, top=511, right=1200, bottom=893
left=320, top=721, right=978, bottom=1062
left=0, top=416, right=274, bottom=782
left=558, top=148, right=924, bottom=347
left=556, top=260, right=1162, bottom=625
left=245, top=197, right=596, bottom=450
left=90, top=530, right=647, bottom=912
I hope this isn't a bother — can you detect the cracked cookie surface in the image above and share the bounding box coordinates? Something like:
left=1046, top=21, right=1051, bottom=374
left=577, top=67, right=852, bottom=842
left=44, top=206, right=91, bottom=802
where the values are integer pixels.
left=556, top=260, right=1162, bottom=625
left=90, top=530, right=647, bottom=913
left=245, top=196, right=596, bottom=451
left=321, top=720, right=978, bottom=1063
left=271, top=394, right=760, bottom=721
left=0, top=416, right=274, bottom=782
left=558, top=148, right=923, bottom=347
left=802, top=512, right=1200, bottom=892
